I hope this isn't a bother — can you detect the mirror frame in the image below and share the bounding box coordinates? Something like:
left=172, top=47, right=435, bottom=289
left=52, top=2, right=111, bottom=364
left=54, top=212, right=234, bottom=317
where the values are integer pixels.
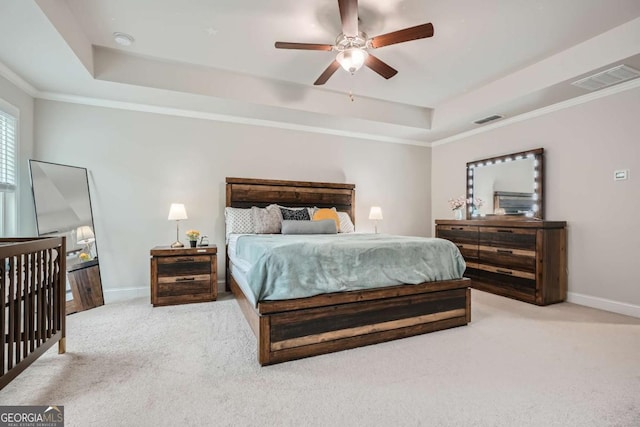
left=28, top=159, right=103, bottom=314
left=466, top=147, right=544, bottom=220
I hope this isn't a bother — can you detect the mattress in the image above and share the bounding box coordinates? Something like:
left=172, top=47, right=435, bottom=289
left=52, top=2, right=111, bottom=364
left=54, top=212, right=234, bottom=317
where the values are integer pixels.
left=228, top=233, right=466, bottom=303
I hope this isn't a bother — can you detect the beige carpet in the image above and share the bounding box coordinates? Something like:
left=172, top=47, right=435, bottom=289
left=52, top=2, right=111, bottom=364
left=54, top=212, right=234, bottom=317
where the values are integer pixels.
left=1, top=290, right=639, bottom=427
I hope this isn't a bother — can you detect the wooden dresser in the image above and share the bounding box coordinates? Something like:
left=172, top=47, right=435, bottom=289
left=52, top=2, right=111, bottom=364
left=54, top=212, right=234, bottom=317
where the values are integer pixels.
left=150, top=245, right=217, bottom=306
left=435, top=219, right=566, bottom=305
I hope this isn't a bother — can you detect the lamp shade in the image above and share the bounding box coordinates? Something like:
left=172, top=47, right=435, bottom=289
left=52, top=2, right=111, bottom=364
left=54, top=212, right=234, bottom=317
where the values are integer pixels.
left=76, top=225, right=95, bottom=245
left=168, top=203, right=188, bottom=220
left=369, top=206, right=383, bottom=220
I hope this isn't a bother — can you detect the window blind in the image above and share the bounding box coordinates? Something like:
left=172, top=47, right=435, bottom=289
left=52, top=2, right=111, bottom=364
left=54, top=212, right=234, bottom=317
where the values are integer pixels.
left=0, top=108, right=17, bottom=191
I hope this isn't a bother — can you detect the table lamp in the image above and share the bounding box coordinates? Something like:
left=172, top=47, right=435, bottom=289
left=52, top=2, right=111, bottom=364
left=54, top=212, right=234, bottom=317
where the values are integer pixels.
left=168, top=203, right=188, bottom=248
left=369, top=206, right=383, bottom=234
left=76, top=225, right=95, bottom=253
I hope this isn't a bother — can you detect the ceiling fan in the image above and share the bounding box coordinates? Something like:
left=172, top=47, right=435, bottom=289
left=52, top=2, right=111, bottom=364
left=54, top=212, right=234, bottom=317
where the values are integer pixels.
left=274, top=0, right=434, bottom=86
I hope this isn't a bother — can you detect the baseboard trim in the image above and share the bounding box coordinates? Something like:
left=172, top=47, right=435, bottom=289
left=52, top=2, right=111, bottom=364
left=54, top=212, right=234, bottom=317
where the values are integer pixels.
left=103, top=287, right=150, bottom=304
left=567, top=292, right=640, bottom=318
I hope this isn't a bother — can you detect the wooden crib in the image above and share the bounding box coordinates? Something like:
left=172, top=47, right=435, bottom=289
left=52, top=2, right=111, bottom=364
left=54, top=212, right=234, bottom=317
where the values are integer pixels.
left=1, top=237, right=66, bottom=390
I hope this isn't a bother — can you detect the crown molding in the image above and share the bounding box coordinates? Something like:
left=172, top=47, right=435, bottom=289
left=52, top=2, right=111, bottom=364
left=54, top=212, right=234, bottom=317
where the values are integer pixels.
left=0, top=61, right=38, bottom=97
left=37, top=91, right=430, bottom=147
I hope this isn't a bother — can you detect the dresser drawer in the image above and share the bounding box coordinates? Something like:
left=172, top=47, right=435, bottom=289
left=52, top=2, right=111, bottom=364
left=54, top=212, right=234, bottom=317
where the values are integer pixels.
left=476, top=263, right=535, bottom=280
left=478, top=246, right=536, bottom=273
left=437, top=225, right=480, bottom=267
left=478, top=227, right=536, bottom=250
left=436, top=225, right=478, bottom=246
left=472, top=269, right=537, bottom=301
left=156, top=255, right=211, bottom=277
left=455, top=243, right=479, bottom=261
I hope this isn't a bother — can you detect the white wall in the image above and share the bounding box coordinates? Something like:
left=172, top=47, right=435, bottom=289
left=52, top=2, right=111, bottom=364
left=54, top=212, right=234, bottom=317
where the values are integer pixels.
left=0, top=75, right=36, bottom=236
left=33, top=99, right=431, bottom=301
left=432, top=87, right=640, bottom=315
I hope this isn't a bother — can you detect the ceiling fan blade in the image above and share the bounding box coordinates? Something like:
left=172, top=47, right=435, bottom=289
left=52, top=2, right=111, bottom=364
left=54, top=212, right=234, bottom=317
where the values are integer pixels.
left=338, top=0, right=359, bottom=37
left=275, top=42, right=333, bottom=51
left=369, top=23, right=434, bottom=49
left=314, top=60, right=341, bottom=85
left=365, top=54, right=398, bottom=79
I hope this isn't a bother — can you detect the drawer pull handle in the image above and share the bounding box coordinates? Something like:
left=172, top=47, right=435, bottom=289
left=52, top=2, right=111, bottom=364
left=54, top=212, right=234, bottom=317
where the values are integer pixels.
left=176, top=277, right=196, bottom=282
left=456, top=244, right=464, bottom=248
left=496, top=229, right=513, bottom=233
left=496, top=249, right=513, bottom=254
left=176, top=257, right=195, bottom=262
left=496, top=269, right=513, bottom=275
left=452, top=227, right=464, bottom=231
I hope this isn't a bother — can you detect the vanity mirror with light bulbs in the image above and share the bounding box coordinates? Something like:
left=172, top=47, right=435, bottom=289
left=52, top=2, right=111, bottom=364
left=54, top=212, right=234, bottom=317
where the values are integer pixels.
left=435, top=147, right=567, bottom=306
left=465, top=148, right=543, bottom=220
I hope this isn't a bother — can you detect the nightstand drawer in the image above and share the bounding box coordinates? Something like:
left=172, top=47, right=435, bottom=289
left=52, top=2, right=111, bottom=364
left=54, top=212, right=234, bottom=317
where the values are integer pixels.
left=157, top=278, right=212, bottom=297
left=157, top=255, right=211, bottom=277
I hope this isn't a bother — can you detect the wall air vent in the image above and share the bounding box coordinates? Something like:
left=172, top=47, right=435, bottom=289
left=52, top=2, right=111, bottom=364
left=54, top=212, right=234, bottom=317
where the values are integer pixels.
left=473, top=114, right=503, bottom=125
left=571, top=64, right=640, bottom=91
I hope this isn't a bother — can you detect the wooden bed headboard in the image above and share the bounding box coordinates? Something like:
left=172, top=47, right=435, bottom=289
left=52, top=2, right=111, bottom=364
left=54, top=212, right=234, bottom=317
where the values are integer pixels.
left=225, top=177, right=356, bottom=226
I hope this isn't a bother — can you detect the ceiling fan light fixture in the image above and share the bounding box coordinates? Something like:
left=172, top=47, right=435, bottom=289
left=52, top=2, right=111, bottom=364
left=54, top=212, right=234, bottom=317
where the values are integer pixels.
left=337, top=48, right=368, bottom=74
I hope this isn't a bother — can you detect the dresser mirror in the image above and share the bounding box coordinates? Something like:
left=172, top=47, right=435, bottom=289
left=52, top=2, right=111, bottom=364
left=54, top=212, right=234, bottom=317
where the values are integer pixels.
left=466, top=148, right=544, bottom=220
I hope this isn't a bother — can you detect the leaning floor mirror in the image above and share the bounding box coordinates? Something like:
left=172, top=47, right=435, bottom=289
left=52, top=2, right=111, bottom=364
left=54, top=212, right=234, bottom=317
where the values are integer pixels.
left=29, top=160, right=104, bottom=314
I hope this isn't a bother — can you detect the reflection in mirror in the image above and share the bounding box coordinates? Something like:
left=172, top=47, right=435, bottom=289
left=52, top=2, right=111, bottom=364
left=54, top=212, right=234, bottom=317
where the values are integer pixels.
left=466, top=148, right=544, bottom=220
left=29, top=160, right=104, bottom=314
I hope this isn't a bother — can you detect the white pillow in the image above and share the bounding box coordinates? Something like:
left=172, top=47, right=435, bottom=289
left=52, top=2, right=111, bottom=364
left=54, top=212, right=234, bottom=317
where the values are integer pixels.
left=337, top=211, right=355, bottom=233
left=224, top=207, right=254, bottom=237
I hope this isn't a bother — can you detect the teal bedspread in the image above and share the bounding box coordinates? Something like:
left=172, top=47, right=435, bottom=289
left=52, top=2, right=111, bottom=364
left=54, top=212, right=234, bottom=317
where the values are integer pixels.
left=234, top=234, right=466, bottom=302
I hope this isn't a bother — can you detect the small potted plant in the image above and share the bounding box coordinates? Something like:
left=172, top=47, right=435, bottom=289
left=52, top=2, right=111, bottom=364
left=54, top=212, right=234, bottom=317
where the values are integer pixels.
left=185, top=229, right=200, bottom=247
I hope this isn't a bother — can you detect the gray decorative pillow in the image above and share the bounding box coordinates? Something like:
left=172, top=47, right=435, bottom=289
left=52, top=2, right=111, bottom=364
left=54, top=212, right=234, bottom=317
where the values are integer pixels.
left=251, top=205, right=281, bottom=234
left=281, top=219, right=337, bottom=235
left=280, top=207, right=311, bottom=221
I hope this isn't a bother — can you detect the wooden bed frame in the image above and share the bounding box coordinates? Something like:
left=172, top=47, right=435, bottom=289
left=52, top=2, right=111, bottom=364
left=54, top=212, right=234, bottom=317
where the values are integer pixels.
left=225, top=177, right=471, bottom=365
left=1, top=237, right=66, bottom=389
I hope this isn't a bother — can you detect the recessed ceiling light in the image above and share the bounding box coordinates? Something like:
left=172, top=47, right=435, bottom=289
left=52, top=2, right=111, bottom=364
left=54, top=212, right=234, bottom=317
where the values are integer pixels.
left=113, top=32, right=134, bottom=46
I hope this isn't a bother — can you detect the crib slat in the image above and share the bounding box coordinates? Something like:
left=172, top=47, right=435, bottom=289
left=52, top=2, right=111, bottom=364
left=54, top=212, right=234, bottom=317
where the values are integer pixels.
left=23, top=253, right=30, bottom=359
left=47, top=249, right=54, bottom=338
left=36, top=251, right=42, bottom=346
left=7, top=257, right=15, bottom=370
left=15, top=254, right=23, bottom=364
left=1, top=258, right=5, bottom=375
left=28, top=251, right=36, bottom=352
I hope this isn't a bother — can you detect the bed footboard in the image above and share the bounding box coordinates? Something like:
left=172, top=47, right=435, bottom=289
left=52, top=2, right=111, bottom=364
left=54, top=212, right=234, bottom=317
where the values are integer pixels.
left=1, top=237, right=66, bottom=390
left=230, top=276, right=470, bottom=365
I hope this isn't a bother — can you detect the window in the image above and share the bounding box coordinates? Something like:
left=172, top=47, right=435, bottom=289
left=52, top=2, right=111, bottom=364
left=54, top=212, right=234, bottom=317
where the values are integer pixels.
left=0, top=102, right=17, bottom=236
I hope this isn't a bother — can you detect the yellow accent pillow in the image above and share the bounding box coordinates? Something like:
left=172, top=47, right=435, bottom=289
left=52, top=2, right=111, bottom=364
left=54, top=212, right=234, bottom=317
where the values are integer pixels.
left=312, top=208, right=340, bottom=232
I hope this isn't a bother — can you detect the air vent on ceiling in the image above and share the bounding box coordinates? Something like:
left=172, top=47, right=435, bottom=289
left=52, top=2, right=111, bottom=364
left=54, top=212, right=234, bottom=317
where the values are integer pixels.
left=473, top=114, right=503, bottom=125
left=571, top=64, right=640, bottom=91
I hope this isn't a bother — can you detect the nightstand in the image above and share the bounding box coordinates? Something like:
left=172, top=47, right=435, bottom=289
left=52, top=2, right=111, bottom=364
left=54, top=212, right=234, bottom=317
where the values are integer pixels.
left=150, top=245, right=217, bottom=306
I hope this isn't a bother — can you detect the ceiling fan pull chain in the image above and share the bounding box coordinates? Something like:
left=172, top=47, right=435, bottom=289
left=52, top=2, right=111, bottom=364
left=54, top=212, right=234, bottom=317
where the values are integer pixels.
left=348, top=90, right=355, bottom=102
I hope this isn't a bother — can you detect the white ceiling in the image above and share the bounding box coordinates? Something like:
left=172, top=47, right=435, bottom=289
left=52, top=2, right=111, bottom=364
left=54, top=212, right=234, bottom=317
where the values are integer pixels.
left=1, top=0, right=640, bottom=144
